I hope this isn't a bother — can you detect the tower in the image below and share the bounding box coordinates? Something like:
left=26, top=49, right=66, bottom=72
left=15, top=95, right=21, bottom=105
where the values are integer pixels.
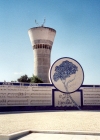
left=28, top=26, right=56, bottom=83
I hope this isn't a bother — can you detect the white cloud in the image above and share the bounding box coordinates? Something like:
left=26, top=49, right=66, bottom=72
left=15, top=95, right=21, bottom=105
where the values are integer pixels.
left=14, top=72, right=22, bottom=75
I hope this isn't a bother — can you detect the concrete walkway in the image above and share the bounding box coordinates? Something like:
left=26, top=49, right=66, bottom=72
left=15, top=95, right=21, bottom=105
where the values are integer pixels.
left=0, top=111, right=100, bottom=139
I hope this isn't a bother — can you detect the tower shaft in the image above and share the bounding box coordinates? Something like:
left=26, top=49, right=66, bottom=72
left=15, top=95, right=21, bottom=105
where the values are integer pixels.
left=28, top=27, right=56, bottom=83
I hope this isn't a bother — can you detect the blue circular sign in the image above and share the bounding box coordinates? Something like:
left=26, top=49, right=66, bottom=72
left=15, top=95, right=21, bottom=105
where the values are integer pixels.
left=49, top=57, right=84, bottom=93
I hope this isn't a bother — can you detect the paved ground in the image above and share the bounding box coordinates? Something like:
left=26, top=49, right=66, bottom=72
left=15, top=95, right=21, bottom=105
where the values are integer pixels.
left=0, top=111, right=100, bottom=135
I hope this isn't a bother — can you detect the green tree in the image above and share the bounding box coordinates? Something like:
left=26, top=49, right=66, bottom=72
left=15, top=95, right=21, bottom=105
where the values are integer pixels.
left=17, top=74, right=31, bottom=83
left=17, top=74, right=43, bottom=83
left=31, top=75, right=43, bottom=83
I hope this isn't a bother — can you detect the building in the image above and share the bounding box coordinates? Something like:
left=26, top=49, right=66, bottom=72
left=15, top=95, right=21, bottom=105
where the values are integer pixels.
left=28, top=26, right=56, bottom=83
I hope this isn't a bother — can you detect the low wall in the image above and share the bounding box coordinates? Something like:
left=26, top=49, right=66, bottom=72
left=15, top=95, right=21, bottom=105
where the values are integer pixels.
left=0, top=82, right=100, bottom=111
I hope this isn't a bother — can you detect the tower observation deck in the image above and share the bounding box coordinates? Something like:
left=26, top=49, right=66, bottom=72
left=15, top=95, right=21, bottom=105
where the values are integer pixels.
left=28, top=26, right=56, bottom=83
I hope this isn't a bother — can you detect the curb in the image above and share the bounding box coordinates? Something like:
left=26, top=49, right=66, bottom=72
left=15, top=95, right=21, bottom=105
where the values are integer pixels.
left=31, top=130, right=100, bottom=136
left=0, top=130, right=100, bottom=140
left=0, top=130, right=32, bottom=140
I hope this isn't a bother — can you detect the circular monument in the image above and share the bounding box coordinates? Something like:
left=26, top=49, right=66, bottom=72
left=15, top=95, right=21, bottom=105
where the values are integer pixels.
left=49, top=57, right=84, bottom=110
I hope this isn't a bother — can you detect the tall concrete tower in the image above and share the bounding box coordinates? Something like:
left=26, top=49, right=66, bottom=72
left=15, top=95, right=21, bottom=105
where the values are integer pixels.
left=28, top=26, right=56, bottom=83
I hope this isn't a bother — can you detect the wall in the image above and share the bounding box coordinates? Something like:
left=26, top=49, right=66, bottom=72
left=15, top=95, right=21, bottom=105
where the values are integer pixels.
left=0, top=82, right=100, bottom=111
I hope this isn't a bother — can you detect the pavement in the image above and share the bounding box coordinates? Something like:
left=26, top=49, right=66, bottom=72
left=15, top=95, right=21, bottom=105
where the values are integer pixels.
left=0, top=111, right=100, bottom=140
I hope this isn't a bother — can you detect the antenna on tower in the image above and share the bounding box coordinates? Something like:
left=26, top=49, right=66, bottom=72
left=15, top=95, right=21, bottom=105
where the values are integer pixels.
left=35, top=20, right=40, bottom=26
left=41, top=18, right=46, bottom=27
left=35, top=18, right=46, bottom=27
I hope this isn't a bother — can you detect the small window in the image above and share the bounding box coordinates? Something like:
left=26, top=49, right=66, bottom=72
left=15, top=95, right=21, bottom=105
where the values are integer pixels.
left=43, top=45, right=44, bottom=48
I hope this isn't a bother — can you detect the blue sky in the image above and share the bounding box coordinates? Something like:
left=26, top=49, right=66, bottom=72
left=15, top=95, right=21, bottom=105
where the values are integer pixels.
left=0, top=0, right=100, bottom=84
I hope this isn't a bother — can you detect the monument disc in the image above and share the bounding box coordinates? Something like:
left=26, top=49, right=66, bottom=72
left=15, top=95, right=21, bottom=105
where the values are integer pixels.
left=49, top=57, right=84, bottom=93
